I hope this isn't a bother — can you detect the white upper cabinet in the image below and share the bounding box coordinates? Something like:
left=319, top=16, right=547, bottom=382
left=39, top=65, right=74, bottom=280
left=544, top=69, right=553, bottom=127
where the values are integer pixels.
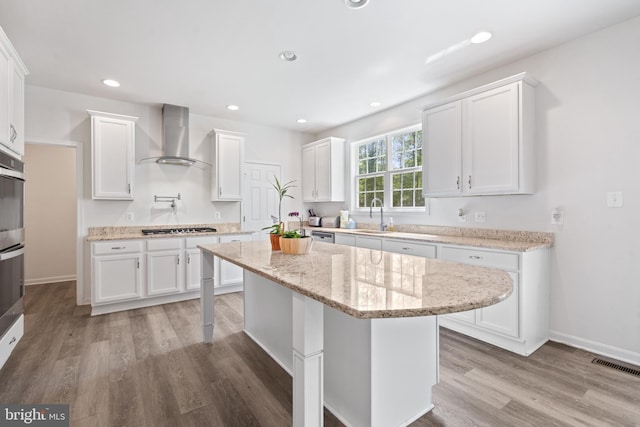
left=422, top=73, right=537, bottom=197
left=302, top=137, right=345, bottom=202
left=211, top=129, right=245, bottom=201
left=0, top=26, right=28, bottom=158
left=88, top=110, right=138, bottom=200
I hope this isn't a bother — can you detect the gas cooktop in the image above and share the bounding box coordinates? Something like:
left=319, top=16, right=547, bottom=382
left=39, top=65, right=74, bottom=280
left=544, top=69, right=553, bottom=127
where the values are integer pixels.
left=141, top=227, right=217, bottom=236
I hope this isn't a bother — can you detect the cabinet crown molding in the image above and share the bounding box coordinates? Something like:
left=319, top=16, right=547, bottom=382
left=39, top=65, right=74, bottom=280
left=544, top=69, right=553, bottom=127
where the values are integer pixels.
left=421, top=72, right=538, bottom=112
left=87, top=110, right=139, bottom=122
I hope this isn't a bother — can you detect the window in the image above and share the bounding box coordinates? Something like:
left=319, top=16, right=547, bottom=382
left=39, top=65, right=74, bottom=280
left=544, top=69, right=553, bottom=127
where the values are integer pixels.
left=354, top=126, right=424, bottom=209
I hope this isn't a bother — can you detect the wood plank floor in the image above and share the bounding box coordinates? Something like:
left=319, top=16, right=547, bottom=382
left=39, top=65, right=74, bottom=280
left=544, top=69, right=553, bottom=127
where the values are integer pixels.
left=1, top=282, right=638, bottom=426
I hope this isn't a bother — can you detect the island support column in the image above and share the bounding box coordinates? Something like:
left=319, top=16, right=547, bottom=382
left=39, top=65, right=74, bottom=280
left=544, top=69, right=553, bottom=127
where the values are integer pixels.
left=201, top=252, right=215, bottom=343
left=292, top=293, right=324, bottom=427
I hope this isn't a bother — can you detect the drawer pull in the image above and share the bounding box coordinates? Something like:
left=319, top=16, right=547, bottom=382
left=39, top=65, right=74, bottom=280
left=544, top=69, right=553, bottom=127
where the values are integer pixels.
left=469, top=255, right=483, bottom=260
left=9, top=336, right=16, bottom=345
left=402, top=247, right=413, bottom=251
left=111, top=246, right=126, bottom=250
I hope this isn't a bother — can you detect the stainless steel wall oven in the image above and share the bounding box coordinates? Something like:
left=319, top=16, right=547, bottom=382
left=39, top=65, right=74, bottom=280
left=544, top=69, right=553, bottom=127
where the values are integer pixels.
left=0, top=150, right=25, bottom=338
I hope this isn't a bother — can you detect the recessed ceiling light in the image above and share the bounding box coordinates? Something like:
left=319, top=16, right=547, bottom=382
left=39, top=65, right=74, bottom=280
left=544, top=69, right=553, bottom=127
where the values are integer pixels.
left=296, top=119, right=307, bottom=124
left=344, top=0, right=369, bottom=9
left=370, top=101, right=381, bottom=107
left=226, top=105, right=239, bottom=111
left=471, top=31, right=492, bottom=44
left=102, top=79, right=120, bottom=87
left=279, top=51, right=298, bottom=62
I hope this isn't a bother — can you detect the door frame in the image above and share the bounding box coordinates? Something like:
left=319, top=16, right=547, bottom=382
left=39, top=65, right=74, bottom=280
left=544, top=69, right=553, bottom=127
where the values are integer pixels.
left=25, top=137, right=85, bottom=305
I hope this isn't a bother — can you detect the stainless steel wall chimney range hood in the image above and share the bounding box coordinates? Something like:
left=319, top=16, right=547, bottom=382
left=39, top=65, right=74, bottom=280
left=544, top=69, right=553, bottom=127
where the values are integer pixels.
left=140, top=104, right=210, bottom=168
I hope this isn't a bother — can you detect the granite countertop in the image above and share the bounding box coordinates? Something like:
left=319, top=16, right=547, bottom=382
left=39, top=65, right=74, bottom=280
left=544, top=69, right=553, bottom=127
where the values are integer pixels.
left=304, top=225, right=554, bottom=252
left=87, top=223, right=255, bottom=241
left=199, top=240, right=513, bottom=319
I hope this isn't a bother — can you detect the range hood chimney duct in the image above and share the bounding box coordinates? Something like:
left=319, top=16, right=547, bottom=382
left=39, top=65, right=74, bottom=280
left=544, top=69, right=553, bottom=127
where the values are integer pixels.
left=139, top=104, right=210, bottom=168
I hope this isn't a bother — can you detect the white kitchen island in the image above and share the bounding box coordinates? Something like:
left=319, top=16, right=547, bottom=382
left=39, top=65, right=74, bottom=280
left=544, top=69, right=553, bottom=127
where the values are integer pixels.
left=199, top=240, right=512, bottom=427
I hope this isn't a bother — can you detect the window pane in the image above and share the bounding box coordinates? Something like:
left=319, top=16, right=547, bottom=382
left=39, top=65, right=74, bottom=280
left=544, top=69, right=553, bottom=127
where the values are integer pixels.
left=377, top=140, right=386, bottom=155
left=392, top=151, right=402, bottom=169
left=416, top=147, right=422, bottom=166
left=416, top=130, right=423, bottom=147
left=359, top=178, right=365, bottom=192
left=392, top=173, right=401, bottom=189
left=393, top=190, right=401, bottom=207
left=368, top=142, right=376, bottom=157
left=375, top=192, right=384, bottom=204
left=359, top=160, right=367, bottom=174
left=367, top=158, right=376, bottom=174
left=402, top=173, right=414, bottom=189
left=359, top=193, right=365, bottom=207
left=365, top=192, right=374, bottom=206
left=365, top=177, right=375, bottom=191
left=402, top=190, right=413, bottom=206
left=359, top=144, right=367, bottom=159
left=415, top=191, right=425, bottom=206
left=416, top=171, right=422, bottom=188
left=377, top=156, right=386, bottom=172
left=403, top=133, right=415, bottom=151
left=375, top=175, right=384, bottom=190
left=404, top=150, right=415, bottom=168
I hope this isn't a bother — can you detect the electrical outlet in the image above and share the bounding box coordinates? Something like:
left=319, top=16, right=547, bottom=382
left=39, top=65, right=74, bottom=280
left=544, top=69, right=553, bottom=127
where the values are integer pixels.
left=126, top=212, right=134, bottom=222
left=458, top=214, right=467, bottom=222
left=214, top=211, right=221, bottom=219
left=475, top=211, right=486, bottom=222
left=606, top=191, right=623, bottom=208
left=551, top=209, right=563, bottom=225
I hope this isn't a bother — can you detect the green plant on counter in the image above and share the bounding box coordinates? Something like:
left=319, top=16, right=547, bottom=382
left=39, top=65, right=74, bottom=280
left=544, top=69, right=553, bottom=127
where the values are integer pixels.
left=281, top=230, right=304, bottom=239
left=261, top=176, right=296, bottom=235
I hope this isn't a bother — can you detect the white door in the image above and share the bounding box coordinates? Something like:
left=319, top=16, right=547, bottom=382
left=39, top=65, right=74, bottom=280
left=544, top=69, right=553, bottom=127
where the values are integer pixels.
left=243, top=162, right=281, bottom=238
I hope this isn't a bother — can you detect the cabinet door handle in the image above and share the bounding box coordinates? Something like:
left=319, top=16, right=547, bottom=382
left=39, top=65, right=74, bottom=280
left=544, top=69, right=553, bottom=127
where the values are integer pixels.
left=128, top=184, right=131, bottom=194
left=469, top=255, right=482, bottom=260
left=187, top=254, right=191, bottom=264
left=111, top=246, right=126, bottom=250
left=137, top=259, right=140, bottom=269
left=219, top=187, right=222, bottom=197
left=468, top=175, right=472, bottom=189
left=456, top=176, right=460, bottom=190
left=177, top=256, right=180, bottom=265
left=9, top=336, right=16, bottom=345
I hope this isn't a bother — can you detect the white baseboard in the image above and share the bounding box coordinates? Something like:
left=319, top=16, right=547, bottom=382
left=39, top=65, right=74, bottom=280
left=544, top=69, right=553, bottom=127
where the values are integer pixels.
left=550, top=330, right=640, bottom=366
left=25, top=275, right=77, bottom=286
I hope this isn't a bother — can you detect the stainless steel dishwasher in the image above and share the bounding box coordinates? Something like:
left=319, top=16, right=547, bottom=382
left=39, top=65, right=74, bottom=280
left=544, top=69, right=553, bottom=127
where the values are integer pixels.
left=311, top=230, right=335, bottom=243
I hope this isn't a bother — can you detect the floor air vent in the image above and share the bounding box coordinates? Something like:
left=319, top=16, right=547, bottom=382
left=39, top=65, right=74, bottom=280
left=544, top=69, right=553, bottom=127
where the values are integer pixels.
left=591, top=358, right=640, bottom=377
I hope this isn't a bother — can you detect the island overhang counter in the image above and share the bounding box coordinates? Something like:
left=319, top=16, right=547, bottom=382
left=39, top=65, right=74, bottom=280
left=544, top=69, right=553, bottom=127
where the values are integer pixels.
left=199, top=240, right=512, bottom=427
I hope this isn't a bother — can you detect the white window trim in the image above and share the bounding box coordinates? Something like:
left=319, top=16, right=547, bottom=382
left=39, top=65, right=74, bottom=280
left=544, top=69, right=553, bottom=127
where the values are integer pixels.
left=350, top=124, right=426, bottom=214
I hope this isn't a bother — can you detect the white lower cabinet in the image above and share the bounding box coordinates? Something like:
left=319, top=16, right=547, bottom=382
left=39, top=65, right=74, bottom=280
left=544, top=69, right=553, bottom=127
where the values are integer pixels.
left=92, top=241, right=143, bottom=305
left=146, top=239, right=183, bottom=296
left=91, top=233, right=252, bottom=315
left=438, top=245, right=549, bottom=356
left=335, top=234, right=356, bottom=247
left=217, top=234, right=252, bottom=293
left=332, top=232, right=549, bottom=356
left=185, top=236, right=218, bottom=291
left=382, top=239, right=437, bottom=258
left=355, top=236, right=382, bottom=250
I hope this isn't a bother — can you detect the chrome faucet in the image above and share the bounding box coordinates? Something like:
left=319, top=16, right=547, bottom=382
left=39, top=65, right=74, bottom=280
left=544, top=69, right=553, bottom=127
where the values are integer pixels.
left=370, top=197, right=384, bottom=231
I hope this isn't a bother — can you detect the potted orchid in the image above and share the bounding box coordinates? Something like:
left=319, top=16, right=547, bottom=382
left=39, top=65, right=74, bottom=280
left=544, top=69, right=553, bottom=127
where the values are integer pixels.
left=262, top=176, right=296, bottom=250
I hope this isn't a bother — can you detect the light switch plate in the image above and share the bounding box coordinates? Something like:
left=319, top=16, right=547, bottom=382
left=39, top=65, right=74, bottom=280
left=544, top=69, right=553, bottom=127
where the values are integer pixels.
left=214, top=211, right=221, bottom=219
left=475, top=211, right=486, bottom=222
left=126, top=212, right=134, bottom=221
left=606, top=191, right=623, bottom=208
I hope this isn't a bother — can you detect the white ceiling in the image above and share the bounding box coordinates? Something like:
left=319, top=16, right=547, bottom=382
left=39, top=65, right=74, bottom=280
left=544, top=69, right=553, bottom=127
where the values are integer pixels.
left=1, top=1, right=639, bottom=134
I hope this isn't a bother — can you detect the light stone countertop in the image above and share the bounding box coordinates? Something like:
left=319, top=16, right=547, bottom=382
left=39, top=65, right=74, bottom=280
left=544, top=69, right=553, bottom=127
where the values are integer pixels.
left=306, top=225, right=553, bottom=252
left=86, top=223, right=255, bottom=241
left=199, top=240, right=513, bottom=319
